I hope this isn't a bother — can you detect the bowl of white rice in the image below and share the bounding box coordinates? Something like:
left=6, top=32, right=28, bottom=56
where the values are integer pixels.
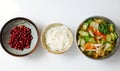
left=41, top=23, right=73, bottom=54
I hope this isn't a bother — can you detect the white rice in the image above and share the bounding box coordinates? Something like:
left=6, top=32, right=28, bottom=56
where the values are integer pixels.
left=45, top=26, right=71, bottom=52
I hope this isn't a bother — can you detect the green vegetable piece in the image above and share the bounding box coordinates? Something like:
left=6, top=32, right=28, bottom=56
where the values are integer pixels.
left=79, top=30, right=89, bottom=36
left=114, top=32, right=118, bottom=39
left=110, top=33, right=115, bottom=40
left=86, top=19, right=93, bottom=24
left=110, top=32, right=118, bottom=40
left=82, top=23, right=89, bottom=30
left=84, top=36, right=95, bottom=43
left=80, top=38, right=86, bottom=47
left=89, top=38, right=96, bottom=43
left=106, top=45, right=114, bottom=52
left=87, top=51, right=93, bottom=56
left=106, top=47, right=112, bottom=51
left=106, top=34, right=112, bottom=42
left=109, top=24, right=115, bottom=32
left=84, top=36, right=91, bottom=42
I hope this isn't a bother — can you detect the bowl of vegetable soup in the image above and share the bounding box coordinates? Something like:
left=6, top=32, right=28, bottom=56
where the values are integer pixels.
left=75, top=16, right=120, bottom=60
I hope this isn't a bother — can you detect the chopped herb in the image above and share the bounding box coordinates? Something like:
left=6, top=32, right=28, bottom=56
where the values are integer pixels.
left=98, top=22, right=110, bottom=34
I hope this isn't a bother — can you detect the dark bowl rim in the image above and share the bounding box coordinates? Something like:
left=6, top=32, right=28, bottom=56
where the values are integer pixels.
left=0, top=17, right=39, bottom=57
left=75, top=16, right=120, bottom=60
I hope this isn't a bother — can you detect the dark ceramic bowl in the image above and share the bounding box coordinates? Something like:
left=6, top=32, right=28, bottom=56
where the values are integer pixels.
left=0, top=17, right=39, bottom=57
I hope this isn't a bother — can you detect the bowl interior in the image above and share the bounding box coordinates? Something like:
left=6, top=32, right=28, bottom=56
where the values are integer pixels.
left=75, top=16, right=120, bottom=59
left=1, top=18, right=38, bottom=56
left=41, top=23, right=73, bottom=54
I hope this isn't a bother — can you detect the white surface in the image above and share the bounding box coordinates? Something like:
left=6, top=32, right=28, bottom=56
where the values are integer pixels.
left=0, top=0, right=120, bottom=71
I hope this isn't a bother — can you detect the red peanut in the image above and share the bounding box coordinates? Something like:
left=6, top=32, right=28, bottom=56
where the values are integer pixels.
left=8, top=25, right=33, bottom=51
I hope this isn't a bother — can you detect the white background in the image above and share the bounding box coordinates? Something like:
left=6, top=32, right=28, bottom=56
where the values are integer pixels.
left=0, top=0, right=120, bottom=71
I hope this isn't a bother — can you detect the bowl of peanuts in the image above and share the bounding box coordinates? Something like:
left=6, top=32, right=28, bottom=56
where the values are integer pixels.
left=0, top=17, right=39, bottom=57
